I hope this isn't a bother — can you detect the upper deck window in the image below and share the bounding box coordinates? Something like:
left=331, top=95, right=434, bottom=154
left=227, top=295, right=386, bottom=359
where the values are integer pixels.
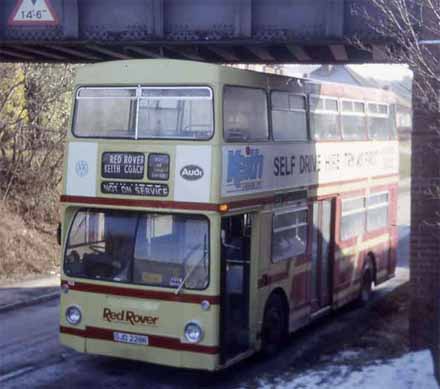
left=309, top=96, right=341, bottom=141
left=341, top=100, right=367, bottom=141
left=224, top=86, right=269, bottom=142
left=367, top=102, right=391, bottom=140
left=73, top=86, right=214, bottom=140
left=271, top=92, right=308, bottom=141
left=138, top=88, right=213, bottom=140
left=74, top=88, right=137, bottom=138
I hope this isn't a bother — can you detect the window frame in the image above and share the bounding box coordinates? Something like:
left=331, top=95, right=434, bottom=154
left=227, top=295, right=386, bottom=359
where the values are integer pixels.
left=340, top=196, right=366, bottom=241
left=72, top=85, right=215, bottom=141
left=223, top=84, right=270, bottom=143
left=340, top=98, right=367, bottom=141
left=308, top=94, right=342, bottom=141
left=366, top=101, right=391, bottom=141
left=270, top=90, right=309, bottom=142
left=366, top=191, right=390, bottom=232
left=271, top=205, right=309, bottom=263
left=367, top=102, right=389, bottom=117
left=63, top=208, right=211, bottom=291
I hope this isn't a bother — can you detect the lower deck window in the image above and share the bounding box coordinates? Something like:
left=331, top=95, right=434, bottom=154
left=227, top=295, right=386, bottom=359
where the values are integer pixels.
left=64, top=209, right=209, bottom=290
left=340, top=197, right=366, bottom=241
left=367, top=193, right=389, bottom=231
left=272, top=207, right=308, bottom=262
left=340, top=192, right=390, bottom=241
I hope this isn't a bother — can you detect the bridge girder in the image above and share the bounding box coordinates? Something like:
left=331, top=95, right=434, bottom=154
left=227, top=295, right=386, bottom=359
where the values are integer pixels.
left=0, top=0, right=407, bottom=63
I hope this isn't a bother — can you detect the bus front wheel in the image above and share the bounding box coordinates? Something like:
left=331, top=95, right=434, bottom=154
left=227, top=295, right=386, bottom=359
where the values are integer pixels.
left=261, top=293, right=287, bottom=356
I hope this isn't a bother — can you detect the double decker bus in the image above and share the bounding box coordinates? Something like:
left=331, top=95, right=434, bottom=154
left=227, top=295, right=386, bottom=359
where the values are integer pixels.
left=59, top=60, right=399, bottom=370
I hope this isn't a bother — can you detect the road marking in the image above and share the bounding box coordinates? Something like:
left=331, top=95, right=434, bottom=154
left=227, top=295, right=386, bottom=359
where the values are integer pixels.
left=0, top=366, right=35, bottom=383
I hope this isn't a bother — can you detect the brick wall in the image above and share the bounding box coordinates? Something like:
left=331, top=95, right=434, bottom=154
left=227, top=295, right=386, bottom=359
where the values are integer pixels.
left=410, top=72, right=440, bottom=379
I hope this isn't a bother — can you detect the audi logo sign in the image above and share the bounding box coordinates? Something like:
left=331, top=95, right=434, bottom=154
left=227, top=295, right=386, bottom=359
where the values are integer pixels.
left=180, top=165, right=204, bottom=181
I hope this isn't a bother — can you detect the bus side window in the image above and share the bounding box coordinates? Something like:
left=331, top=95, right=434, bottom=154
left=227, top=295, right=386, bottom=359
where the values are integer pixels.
left=271, top=91, right=308, bottom=141
left=223, top=86, right=269, bottom=142
left=272, top=207, right=308, bottom=262
left=221, top=214, right=252, bottom=261
left=341, top=100, right=367, bottom=141
left=367, top=103, right=390, bottom=140
left=222, top=216, right=242, bottom=261
left=309, top=96, right=341, bottom=141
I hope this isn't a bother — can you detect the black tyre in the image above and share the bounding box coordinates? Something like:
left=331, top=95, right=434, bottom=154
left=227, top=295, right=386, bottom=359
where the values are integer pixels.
left=261, top=293, right=287, bottom=356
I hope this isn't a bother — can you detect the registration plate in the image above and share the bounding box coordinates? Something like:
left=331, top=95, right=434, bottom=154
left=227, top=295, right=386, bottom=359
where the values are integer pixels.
left=113, top=331, right=149, bottom=346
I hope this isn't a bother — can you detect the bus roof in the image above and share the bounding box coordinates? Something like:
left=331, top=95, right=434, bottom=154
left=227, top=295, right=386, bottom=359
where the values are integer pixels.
left=75, top=59, right=276, bottom=89
left=76, top=59, right=395, bottom=103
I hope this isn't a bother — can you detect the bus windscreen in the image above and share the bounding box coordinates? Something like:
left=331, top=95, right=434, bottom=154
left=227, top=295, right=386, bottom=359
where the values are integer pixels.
left=73, top=87, right=214, bottom=140
left=64, top=209, right=209, bottom=290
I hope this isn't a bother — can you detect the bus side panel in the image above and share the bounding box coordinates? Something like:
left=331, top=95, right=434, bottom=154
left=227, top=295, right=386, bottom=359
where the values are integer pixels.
left=365, top=183, right=399, bottom=285
left=255, top=211, right=275, bottom=346
left=333, top=253, right=359, bottom=307
left=289, top=261, right=312, bottom=332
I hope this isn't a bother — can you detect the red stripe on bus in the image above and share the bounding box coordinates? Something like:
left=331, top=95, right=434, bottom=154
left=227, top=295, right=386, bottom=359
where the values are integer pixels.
left=60, top=326, right=219, bottom=355
left=60, top=326, right=85, bottom=337
left=61, top=280, right=220, bottom=305
left=60, top=195, right=218, bottom=211
left=61, top=174, right=399, bottom=213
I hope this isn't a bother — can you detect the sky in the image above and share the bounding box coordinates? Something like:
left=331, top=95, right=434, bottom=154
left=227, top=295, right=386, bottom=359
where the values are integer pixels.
left=349, top=64, right=413, bottom=81
left=284, top=64, right=413, bottom=82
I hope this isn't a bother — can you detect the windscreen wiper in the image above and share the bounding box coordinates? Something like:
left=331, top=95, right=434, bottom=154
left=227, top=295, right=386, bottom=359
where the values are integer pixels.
left=175, top=235, right=207, bottom=295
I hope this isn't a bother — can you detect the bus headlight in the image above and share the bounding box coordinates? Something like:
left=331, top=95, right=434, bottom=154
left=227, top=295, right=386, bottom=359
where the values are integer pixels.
left=66, top=305, right=82, bottom=325
left=184, top=321, right=203, bottom=343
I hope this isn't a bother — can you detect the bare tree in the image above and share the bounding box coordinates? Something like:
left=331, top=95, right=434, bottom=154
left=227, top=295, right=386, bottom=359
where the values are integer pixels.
left=355, top=1, right=438, bottom=107
left=0, top=63, right=76, bottom=223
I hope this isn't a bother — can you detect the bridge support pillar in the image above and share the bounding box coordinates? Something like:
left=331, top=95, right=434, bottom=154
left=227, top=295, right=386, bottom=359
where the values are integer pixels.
left=410, top=68, right=440, bottom=380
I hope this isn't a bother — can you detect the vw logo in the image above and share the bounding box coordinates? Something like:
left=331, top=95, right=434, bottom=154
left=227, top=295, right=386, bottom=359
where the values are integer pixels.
left=75, top=160, right=89, bottom=177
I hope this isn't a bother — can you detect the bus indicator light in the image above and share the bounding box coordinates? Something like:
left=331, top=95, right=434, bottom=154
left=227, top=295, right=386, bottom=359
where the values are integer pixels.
left=61, top=283, right=69, bottom=294
left=218, top=204, right=229, bottom=213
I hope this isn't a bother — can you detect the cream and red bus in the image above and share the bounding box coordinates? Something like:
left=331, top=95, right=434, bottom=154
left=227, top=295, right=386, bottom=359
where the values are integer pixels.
left=59, top=60, right=399, bottom=370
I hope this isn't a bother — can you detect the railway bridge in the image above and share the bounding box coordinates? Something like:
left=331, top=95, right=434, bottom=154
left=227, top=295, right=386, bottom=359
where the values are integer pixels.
left=0, top=0, right=402, bottom=63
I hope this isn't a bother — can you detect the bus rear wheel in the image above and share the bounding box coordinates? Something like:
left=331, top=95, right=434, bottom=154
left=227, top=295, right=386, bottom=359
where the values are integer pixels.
left=261, top=293, right=287, bottom=356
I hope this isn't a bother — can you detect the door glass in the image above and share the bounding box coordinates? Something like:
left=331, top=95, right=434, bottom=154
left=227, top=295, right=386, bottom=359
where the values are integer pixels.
left=320, top=200, right=332, bottom=302
left=311, top=203, right=319, bottom=301
left=221, top=214, right=251, bottom=362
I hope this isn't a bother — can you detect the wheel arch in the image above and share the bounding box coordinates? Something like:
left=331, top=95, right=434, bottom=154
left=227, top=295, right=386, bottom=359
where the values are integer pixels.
left=264, top=287, right=289, bottom=332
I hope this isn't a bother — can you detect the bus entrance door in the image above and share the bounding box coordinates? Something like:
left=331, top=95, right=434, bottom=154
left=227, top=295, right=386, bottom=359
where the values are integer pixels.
left=311, top=199, right=335, bottom=313
left=220, top=214, right=252, bottom=363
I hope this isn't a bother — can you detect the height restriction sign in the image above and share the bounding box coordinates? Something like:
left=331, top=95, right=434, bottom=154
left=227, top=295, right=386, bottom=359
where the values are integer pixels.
left=8, top=0, right=59, bottom=26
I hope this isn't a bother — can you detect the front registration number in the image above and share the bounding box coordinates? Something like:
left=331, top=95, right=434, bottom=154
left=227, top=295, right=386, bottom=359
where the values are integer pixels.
left=113, top=331, right=149, bottom=346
